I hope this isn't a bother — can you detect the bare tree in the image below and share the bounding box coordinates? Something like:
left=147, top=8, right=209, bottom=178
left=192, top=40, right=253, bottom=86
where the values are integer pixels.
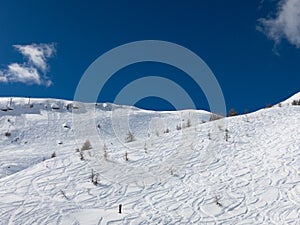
left=51, top=152, right=56, bottom=158
left=292, top=99, right=300, bottom=105
left=228, top=108, right=238, bottom=117
left=225, top=129, right=229, bottom=141
left=90, top=169, right=99, bottom=185
left=80, top=151, right=84, bottom=160
left=214, top=196, right=222, bottom=207
left=103, top=144, right=108, bottom=160
left=125, top=131, right=135, bottom=143
left=81, top=140, right=92, bottom=151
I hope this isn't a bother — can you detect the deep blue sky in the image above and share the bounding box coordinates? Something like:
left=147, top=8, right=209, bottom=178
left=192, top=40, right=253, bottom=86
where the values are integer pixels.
left=0, top=0, right=299, bottom=113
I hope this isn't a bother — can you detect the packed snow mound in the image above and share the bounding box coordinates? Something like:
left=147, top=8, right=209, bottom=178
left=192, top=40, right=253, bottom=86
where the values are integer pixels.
left=0, top=96, right=299, bottom=224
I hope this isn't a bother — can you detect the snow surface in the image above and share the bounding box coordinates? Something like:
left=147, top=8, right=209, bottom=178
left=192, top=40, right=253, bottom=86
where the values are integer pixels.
left=0, top=95, right=299, bottom=224
left=279, top=92, right=300, bottom=106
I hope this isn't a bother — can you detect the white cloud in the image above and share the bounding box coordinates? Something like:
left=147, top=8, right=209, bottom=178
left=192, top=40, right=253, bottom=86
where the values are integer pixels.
left=0, top=43, right=56, bottom=86
left=7, top=63, right=41, bottom=85
left=258, top=0, right=300, bottom=49
left=13, top=43, right=56, bottom=72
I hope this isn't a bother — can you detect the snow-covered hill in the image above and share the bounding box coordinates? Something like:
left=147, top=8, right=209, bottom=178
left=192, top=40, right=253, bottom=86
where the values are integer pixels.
left=280, top=92, right=300, bottom=106
left=0, top=94, right=299, bottom=224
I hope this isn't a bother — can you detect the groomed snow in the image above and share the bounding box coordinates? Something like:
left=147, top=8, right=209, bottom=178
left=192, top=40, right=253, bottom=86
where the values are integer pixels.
left=0, top=94, right=299, bottom=224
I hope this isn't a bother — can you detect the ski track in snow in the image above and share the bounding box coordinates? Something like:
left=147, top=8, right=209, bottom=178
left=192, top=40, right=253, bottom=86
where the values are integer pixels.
left=0, top=97, right=299, bottom=224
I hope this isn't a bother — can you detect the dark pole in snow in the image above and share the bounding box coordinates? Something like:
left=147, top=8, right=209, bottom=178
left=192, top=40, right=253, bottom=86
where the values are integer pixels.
left=119, top=204, right=122, bottom=214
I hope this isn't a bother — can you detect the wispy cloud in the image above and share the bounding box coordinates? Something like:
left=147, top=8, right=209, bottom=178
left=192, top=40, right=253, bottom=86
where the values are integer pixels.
left=0, top=71, right=8, bottom=83
left=257, top=0, right=300, bottom=51
left=0, top=43, right=56, bottom=86
left=257, top=0, right=265, bottom=11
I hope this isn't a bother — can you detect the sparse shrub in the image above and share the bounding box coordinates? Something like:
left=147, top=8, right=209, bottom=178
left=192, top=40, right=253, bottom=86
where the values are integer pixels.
left=228, top=108, right=238, bottom=117
left=265, top=103, right=273, bottom=108
left=214, top=196, right=222, bottom=207
left=8, top=98, right=12, bottom=108
left=27, top=97, right=33, bottom=108
left=176, top=125, right=182, bottom=130
left=245, top=114, right=249, bottom=122
left=81, top=140, right=92, bottom=151
left=104, top=150, right=108, bottom=160
left=66, top=103, right=73, bottom=110
left=209, top=114, right=223, bottom=121
left=125, top=131, right=135, bottom=143
left=103, top=144, right=108, bottom=160
left=225, top=129, right=229, bottom=141
left=90, top=169, right=99, bottom=185
left=51, top=152, right=56, bottom=158
left=292, top=99, right=300, bottom=106
left=186, top=119, right=191, bottom=127
left=80, top=151, right=84, bottom=160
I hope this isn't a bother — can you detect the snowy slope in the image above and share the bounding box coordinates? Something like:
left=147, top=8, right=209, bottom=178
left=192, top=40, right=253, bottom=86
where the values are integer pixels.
left=279, top=92, right=300, bottom=106
left=0, top=95, right=299, bottom=224
left=0, top=97, right=211, bottom=179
